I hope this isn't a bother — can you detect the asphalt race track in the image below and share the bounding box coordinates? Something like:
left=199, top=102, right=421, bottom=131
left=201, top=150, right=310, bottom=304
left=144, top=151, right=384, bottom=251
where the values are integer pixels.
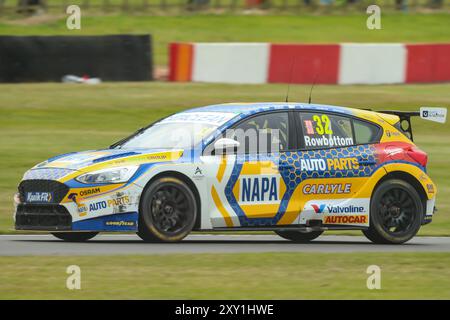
left=0, top=234, right=449, bottom=256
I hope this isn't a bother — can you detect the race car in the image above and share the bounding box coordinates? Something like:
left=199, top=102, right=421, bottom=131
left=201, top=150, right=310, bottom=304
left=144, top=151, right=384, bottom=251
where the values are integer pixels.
left=14, top=103, right=446, bottom=244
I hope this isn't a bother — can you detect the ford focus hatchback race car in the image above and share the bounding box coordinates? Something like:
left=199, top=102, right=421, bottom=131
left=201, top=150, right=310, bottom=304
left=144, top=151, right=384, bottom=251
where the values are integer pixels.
left=14, top=103, right=446, bottom=244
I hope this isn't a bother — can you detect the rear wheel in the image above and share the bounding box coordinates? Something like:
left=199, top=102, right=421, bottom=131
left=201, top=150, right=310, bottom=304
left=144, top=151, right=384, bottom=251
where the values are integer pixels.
left=275, top=230, right=323, bottom=243
left=52, top=232, right=98, bottom=242
left=363, top=179, right=423, bottom=244
left=137, top=177, right=197, bottom=242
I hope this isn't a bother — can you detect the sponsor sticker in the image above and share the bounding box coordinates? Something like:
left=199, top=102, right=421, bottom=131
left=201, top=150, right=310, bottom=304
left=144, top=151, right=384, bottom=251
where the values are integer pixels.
left=304, top=120, right=315, bottom=135
left=324, top=215, right=367, bottom=224
left=239, top=175, right=280, bottom=204
left=78, top=187, right=101, bottom=197
left=298, top=157, right=360, bottom=172
left=420, top=107, right=447, bottom=124
left=88, top=195, right=131, bottom=213
left=26, top=192, right=53, bottom=203
left=105, top=220, right=135, bottom=227
left=301, top=198, right=370, bottom=226
left=302, top=183, right=352, bottom=195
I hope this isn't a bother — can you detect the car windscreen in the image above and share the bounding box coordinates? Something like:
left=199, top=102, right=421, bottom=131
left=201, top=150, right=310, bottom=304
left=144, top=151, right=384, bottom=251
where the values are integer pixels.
left=117, top=122, right=220, bottom=149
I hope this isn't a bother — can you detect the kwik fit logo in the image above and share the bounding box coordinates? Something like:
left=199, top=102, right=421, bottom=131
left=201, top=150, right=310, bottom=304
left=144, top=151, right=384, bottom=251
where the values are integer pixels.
left=26, top=192, right=53, bottom=203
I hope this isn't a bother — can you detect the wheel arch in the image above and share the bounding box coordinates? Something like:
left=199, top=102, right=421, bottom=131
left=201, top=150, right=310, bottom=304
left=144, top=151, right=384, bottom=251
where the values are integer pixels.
left=139, top=171, right=202, bottom=230
left=372, top=170, right=428, bottom=215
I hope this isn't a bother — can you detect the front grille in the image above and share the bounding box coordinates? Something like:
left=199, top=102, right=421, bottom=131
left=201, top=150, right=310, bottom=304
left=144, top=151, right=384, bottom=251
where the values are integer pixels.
left=18, top=180, right=69, bottom=204
left=15, top=204, right=72, bottom=230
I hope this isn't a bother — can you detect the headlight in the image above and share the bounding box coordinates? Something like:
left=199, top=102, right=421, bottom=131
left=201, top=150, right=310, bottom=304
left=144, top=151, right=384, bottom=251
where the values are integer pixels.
left=75, top=166, right=139, bottom=184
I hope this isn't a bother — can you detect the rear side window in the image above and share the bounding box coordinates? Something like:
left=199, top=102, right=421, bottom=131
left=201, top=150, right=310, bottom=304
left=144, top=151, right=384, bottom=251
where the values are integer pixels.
left=232, top=112, right=290, bottom=154
left=353, top=119, right=380, bottom=144
left=298, top=112, right=354, bottom=149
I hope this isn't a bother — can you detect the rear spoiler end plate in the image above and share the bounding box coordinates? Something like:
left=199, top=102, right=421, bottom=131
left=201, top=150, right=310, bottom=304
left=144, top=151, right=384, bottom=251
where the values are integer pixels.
left=377, top=107, right=447, bottom=141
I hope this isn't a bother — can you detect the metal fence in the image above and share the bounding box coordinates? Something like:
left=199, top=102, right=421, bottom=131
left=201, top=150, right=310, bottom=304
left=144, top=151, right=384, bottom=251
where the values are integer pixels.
left=1, top=0, right=449, bottom=15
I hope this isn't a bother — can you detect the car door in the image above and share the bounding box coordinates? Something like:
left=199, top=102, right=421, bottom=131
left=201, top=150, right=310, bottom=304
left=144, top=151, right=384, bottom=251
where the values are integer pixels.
left=289, top=111, right=378, bottom=227
left=206, top=111, right=295, bottom=228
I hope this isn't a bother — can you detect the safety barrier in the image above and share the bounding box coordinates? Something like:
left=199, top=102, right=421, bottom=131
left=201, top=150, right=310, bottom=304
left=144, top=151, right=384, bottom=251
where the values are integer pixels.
left=169, top=42, right=450, bottom=85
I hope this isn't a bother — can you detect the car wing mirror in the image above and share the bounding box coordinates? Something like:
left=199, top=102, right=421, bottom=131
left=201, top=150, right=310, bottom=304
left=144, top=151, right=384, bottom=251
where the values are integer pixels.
left=214, top=138, right=240, bottom=155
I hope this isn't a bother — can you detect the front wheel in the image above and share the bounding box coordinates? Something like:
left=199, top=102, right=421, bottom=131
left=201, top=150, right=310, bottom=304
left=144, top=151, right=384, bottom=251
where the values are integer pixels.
left=275, top=230, right=323, bottom=243
left=363, top=179, right=423, bottom=244
left=52, top=232, right=98, bottom=242
left=137, top=177, right=197, bottom=242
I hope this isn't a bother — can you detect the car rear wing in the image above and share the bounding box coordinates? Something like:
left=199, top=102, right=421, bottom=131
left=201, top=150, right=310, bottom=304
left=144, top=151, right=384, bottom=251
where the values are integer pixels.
left=377, top=107, right=447, bottom=141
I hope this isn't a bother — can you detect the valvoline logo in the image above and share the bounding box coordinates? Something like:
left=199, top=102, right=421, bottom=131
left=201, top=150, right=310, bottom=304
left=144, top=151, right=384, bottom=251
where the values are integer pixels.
left=311, top=204, right=326, bottom=214
left=311, top=203, right=365, bottom=214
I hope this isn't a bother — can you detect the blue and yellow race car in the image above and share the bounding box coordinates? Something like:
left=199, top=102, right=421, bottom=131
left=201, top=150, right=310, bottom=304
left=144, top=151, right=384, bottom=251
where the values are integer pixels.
left=14, top=103, right=446, bottom=244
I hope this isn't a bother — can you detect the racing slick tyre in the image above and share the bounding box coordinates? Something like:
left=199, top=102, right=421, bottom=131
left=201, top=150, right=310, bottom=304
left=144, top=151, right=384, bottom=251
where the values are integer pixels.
left=275, top=230, right=323, bottom=242
left=51, top=232, right=98, bottom=242
left=363, top=179, right=423, bottom=244
left=137, top=177, right=197, bottom=243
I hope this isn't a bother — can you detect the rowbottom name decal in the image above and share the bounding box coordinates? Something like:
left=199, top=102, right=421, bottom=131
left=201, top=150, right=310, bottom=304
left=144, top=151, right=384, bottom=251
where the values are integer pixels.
left=304, top=135, right=354, bottom=148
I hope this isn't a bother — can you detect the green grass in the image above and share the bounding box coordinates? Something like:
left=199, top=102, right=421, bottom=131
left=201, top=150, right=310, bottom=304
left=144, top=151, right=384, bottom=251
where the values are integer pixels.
left=0, top=82, right=449, bottom=235
left=0, top=252, right=449, bottom=299
left=1, top=13, right=450, bottom=66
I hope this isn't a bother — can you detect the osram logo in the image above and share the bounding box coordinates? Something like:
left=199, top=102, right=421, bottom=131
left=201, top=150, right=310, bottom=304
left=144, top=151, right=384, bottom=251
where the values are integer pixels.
left=239, top=175, right=280, bottom=204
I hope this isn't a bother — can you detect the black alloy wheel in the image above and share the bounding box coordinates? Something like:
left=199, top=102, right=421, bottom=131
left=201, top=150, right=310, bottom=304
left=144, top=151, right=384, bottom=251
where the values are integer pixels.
left=138, top=177, right=197, bottom=242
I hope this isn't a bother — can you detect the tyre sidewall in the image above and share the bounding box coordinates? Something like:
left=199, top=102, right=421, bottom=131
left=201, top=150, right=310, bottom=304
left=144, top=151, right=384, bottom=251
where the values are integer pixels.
left=139, top=177, right=197, bottom=242
left=370, top=179, right=423, bottom=244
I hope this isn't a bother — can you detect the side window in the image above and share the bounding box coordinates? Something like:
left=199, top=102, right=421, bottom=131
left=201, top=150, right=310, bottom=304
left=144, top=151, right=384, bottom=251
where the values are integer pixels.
left=353, top=119, right=380, bottom=144
left=298, top=112, right=354, bottom=150
left=232, top=112, right=289, bottom=154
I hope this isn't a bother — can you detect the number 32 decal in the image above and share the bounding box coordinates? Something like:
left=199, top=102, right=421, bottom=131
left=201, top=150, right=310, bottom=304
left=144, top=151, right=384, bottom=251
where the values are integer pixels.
left=313, top=114, right=333, bottom=135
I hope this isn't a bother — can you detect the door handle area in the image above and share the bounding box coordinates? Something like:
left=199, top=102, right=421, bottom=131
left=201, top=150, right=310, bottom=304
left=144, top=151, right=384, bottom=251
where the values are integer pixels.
left=277, top=164, right=295, bottom=170
left=358, top=158, right=376, bottom=166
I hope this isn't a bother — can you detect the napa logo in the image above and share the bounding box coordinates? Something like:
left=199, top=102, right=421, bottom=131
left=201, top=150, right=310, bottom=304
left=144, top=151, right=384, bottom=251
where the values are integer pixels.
left=239, top=175, right=280, bottom=204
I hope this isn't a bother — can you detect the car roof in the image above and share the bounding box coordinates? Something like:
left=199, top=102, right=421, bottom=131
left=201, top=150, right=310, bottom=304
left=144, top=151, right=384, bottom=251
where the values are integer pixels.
left=184, top=102, right=359, bottom=117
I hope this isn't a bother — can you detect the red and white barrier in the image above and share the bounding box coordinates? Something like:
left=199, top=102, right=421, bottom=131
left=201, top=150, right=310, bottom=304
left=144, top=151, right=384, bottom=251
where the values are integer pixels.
left=339, top=43, right=407, bottom=85
left=169, top=42, right=450, bottom=85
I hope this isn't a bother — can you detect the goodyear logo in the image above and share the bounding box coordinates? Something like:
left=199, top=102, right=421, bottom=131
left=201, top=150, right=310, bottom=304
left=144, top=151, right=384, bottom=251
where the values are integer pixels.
left=105, top=221, right=135, bottom=226
left=239, top=175, right=280, bottom=204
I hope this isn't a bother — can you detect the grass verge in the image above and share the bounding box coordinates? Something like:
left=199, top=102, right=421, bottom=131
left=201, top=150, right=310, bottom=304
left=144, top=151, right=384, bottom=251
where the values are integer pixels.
left=0, top=252, right=449, bottom=299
